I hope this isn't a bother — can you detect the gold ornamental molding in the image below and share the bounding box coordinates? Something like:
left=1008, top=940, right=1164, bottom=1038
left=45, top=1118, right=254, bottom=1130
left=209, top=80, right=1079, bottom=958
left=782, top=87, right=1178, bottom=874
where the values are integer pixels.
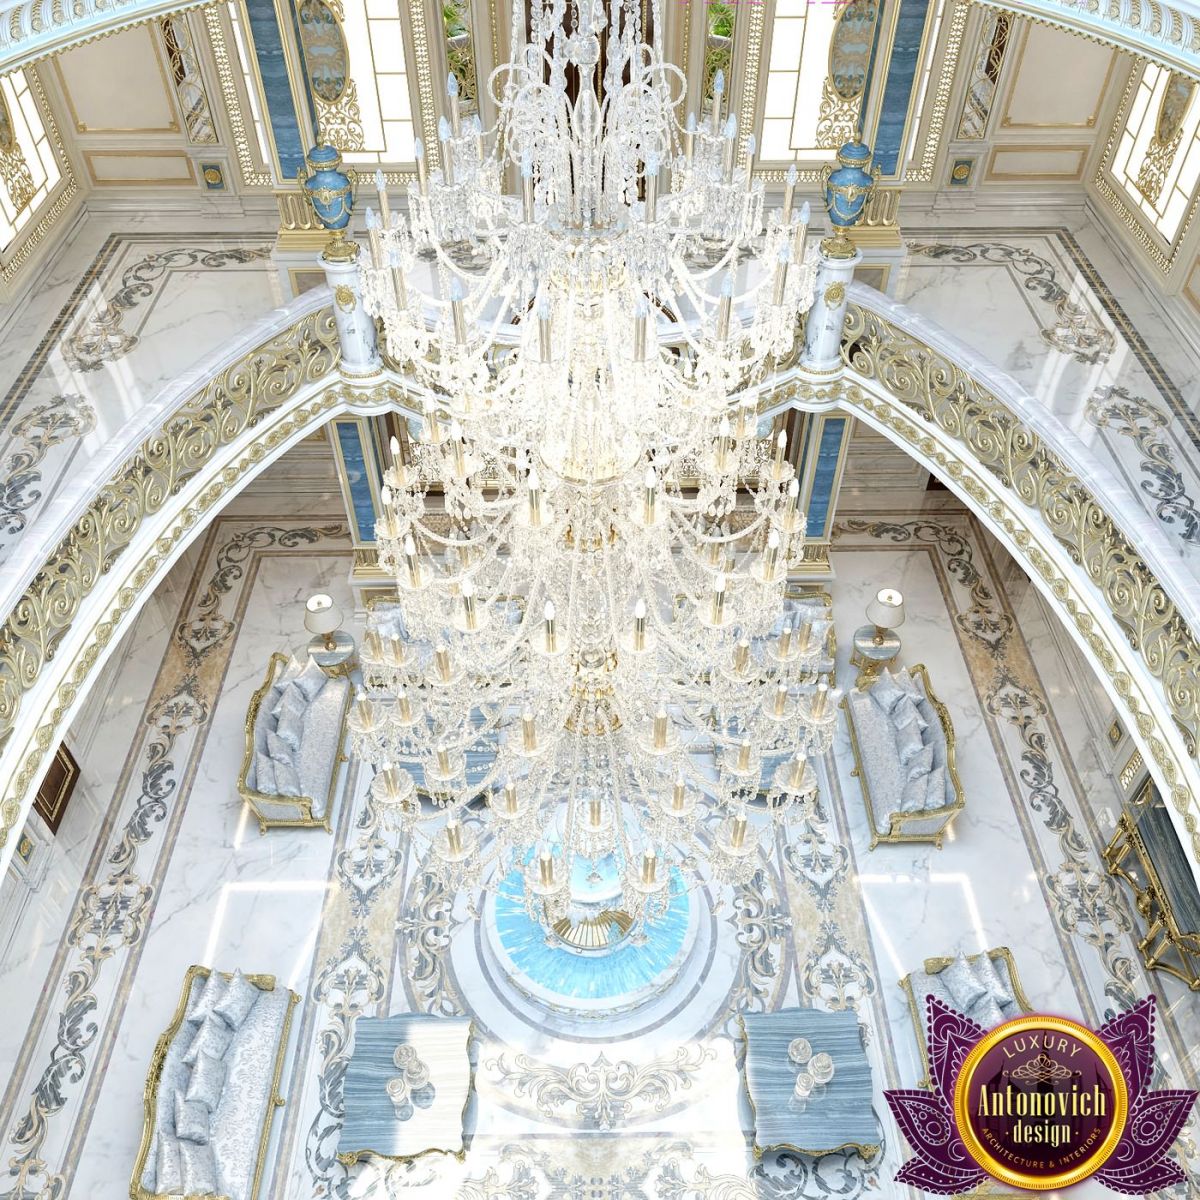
left=1, top=298, right=1200, bottom=884
left=840, top=300, right=1200, bottom=869
left=972, top=0, right=1200, bottom=83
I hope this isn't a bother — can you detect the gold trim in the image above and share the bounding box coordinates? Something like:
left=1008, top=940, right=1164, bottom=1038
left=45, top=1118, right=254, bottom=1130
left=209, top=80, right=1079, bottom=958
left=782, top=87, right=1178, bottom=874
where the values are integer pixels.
left=900, top=0, right=969, bottom=184
left=237, top=651, right=351, bottom=833
left=842, top=662, right=966, bottom=849
left=1119, top=749, right=1145, bottom=791
left=953, top=1014, right=1128, bottom=1190
left=82, top=148, right=197, bottom=187
left=899, top=946, right=1033, bottom=1089
left=998, top=21, right=1118, bottom=130
left=205, top=4, right=272, bottom=189
left=983, top=143, right=1089, bottom=181
left=50, top=26, right=179, bottom=134
left=129, top=964, right=299, bottom=1200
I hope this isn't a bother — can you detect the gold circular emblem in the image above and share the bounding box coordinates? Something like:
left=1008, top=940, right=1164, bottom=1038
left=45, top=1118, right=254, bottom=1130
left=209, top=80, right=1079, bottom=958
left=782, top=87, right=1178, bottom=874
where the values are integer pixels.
left=951, top=162, right=971, bottom=181
left=953, top=1014, right=1128, bottom=1191
left=334, top=284, right=356, bottom=312
left=823, top=282, right=846, bottom=307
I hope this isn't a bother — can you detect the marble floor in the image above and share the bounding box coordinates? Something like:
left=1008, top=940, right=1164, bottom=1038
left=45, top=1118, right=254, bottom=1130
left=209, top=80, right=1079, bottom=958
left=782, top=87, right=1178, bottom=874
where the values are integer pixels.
left=0, top=497, right=1195, bottom=1198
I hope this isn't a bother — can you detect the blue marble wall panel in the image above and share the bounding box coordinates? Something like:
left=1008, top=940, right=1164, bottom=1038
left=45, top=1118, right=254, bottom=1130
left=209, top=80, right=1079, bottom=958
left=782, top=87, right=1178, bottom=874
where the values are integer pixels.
left=873, top=0, right=932, bottom=176
left=245, top=0, right=308, bottom=178
left=335, top=419, right=380, bottom=543
left=808, top=417, right=847, bottom=537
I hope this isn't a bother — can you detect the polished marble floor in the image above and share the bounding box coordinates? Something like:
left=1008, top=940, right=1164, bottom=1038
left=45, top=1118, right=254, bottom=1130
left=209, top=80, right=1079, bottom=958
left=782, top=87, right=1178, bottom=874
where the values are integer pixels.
left=0, top=498, right=1194, bottom=1198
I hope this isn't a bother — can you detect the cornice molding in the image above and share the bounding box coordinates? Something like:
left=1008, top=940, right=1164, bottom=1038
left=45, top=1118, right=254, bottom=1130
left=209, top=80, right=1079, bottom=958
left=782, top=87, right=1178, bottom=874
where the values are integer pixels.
left=0, top=0, right=209, bottom=77
left=974, top=0, right=1200, bottom=79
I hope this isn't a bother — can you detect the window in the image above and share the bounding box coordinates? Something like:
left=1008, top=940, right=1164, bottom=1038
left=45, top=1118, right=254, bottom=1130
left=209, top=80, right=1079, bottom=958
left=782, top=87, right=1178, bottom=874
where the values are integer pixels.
left=339, top=0, right=417, bottom=165
left=1112, top=62, right=1200, bottom=244
left=0, top=71, right=62, bottom=253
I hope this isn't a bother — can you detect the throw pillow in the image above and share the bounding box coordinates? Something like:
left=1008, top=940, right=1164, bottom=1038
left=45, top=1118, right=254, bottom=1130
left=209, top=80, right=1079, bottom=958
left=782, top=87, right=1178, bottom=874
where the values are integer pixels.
left=899, top=776, right=925, bottom=813
left=941, top=952, right=988, bottom=1013
left=276, top=703, right=306, bottom=751
left=180, top=1138, right=219, bottom=1194
left=969, top=994, right=1005, bottom=1029
left=974, top=952, right=1016, bottom=1008
left=923, top=765, right=946, bottom=809
left=274, top=761, right=302, bottom=797
left=896, top=670, right=922, bottom=701
left=921, top=973, right=958, bottom=1015
left=213, top=968, right=260, bottom=1029
left=173, top=1090, right=211, bottom=1144
left=869, top=668, right=906, bottom=714
left=185, top=972, right=228, bottom=1025
left=185, top=1050, right=227, bottom=1110
left=266, top=731, right=293, bottom=765
left=156, top=1133, right=184, bottom=1193
left=184, top=1016, right=233, bottom=1065
left=254, top=753, right=276, bottom=795
left=905, top=744, right=933, bottom=779
left=294, top=658, right=328, bottom=701
left=894, top=717, right=924, bottom=763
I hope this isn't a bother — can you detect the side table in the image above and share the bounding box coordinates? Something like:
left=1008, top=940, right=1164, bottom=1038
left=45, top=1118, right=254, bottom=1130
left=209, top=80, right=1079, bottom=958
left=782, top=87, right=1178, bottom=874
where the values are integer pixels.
left=850, top=625, right=900, bottom=686
left=308, top=629, right=358, bottom=679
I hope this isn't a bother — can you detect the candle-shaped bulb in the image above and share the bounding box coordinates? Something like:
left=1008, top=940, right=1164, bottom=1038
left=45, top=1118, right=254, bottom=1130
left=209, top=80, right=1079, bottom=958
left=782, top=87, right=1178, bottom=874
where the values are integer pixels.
left=773, top=680, right=789, bottom=716
left=797, top=619, right=814, bottom=652
left=355, top=688, right=373, bottom=726
left=538, top=848, right=555, bottom=886
left=522, top=706, right=537, bottom=752
left=730, top=810, right=748, bottom=848
left=783, top=161, right=798, bottom=221
left=396, top=686, right=413, bottom=722
left=778, top=618, right=793, bottom=657
left=445, top=816, right=463, bottom=856
left=799, top=200, right=811, bottom=222
left=710, top=572, right=727, bottom=624
left=813, top=680, right=829, bottom=718
left=527, top=467, right=542, bottom=524
left=502, top=778, right=518, bottom=813
left=763, top=528, right=780, bottom=579
left=716, top=274, right=733, bottom=341
left=436, top=743, right=452, bottom=774
left=380, top=483, right=392, bottom=507
left=633, top=597, right=647, bottom=651
left=672, top=774, right=687, bottom=811
left=713, top=68, right=725, bottom=95
left=774, top=428, right=787, bottom=472
left=643, top=464, right=658, bottom=522
left=653, top=704, right=669, bottom=750
left=447, top=72, right=459, bottom=97
left=543, top=599, right=557, bottom=652
left=788, top=750, right=808, bottom=790
left=460, top=575, right=477, bottom=629
left=403, top=533, right=421, bottom=587
left=641, top=849, right=658, bottom=885
left=434, top=642, right=452, bottom=681
left=438, top=115, right=451, bottom=143
left=588, top=796, right=603, bottom=828
left=537, top=295, right=552, bottom=361
left=389, top=434, right=401, bottom=462
left=374, top=166, right=386, bottom=192
left=733, top=636, right=750, bottom=673
left=736, top=737, right=752, bottom=772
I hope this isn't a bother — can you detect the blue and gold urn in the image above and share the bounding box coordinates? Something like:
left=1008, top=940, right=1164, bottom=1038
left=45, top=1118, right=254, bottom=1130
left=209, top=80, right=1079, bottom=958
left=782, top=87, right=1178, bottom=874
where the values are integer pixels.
left=821, top=140, right=876, bottom=258
left=300, top=143, right=357, bottom=261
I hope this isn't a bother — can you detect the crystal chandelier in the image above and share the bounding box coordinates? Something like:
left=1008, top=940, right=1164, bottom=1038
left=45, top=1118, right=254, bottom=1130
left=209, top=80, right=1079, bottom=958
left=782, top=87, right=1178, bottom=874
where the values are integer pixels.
left=349, top=0, right=836, bottom=934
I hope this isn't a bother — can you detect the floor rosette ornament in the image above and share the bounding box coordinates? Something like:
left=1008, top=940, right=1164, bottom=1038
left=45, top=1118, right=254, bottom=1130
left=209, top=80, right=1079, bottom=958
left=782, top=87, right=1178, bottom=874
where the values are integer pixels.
left=885, top=995, right=1196, bottom=1194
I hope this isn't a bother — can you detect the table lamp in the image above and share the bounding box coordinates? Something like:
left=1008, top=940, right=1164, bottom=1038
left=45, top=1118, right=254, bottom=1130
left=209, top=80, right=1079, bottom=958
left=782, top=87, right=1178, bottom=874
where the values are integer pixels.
left=304, top=593, right=342, bottom=652
left=865, top=588, right=905, bottom=646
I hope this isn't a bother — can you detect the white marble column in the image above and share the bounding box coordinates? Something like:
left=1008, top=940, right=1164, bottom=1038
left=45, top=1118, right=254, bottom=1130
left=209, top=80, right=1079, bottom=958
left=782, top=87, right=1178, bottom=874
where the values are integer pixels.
left=800, top=243, right=861, bottom=377
left=322, top=249, right=380, bottom=377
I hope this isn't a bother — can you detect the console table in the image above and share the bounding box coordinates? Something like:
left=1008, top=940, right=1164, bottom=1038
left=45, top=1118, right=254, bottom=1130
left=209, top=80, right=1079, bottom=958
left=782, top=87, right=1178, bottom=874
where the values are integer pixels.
left=1104, top=783, right=1200, bottom=991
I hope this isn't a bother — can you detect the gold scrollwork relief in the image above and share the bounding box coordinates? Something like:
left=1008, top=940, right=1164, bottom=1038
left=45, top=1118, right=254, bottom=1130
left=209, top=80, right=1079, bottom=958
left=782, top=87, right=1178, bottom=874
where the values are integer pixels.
left=0, top=308, right=342, bottom=852
left=0, top=87, right=36, bottom=215
left=840, top=301, right=1200, bottom=866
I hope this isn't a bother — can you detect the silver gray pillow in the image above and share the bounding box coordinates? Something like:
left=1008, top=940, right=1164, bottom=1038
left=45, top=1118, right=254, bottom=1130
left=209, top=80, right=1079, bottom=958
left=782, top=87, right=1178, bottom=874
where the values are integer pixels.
left=941, top=952, right=987, bottom=1012
left=274, top=760, right=303, bottom=797
left=173, top=1090, right=210, bottom=1144
left=183, top=1016, right=232, bottom=1066
left=923, top=765, right=946, bottom=809
left=180, top=1138, right=218, bottom=1194
left=185, top=1050, right=227, bottom=1111
left=185, top=972, right=227, bottom=1025
left=213, top=968, right=260, bottom=1029
left=294, top=658, right=328, bottom=700
left=254, top=752, right=276, bottom=794
left=266, top=730, right=293, bottom=764
left=974, top=951, right=1016, bottom=1008
left=156, top=1133, right=184, bottom=1193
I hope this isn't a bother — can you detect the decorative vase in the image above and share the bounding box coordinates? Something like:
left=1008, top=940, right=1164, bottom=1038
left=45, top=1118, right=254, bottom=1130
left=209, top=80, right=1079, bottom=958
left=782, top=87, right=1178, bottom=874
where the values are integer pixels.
left=821, top=140, right=876, bottom=258
left=299, top=143, right=357, bottom=261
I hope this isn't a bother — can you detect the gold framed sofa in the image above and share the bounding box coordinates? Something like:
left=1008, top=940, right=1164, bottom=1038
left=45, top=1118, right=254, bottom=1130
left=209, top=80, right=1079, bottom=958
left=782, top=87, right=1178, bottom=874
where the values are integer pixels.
left=130, top=965, right=299, bottom=1200
left=238, top=652, right=351, bottom=833
left=900, top=947, right=1031, bottom=1088
left=843, top=664, right=964, bottom=849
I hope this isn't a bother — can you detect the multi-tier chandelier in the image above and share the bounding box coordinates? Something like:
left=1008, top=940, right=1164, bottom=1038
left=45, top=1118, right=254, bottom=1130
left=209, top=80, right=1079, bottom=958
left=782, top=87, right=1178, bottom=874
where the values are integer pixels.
left=348, top=0, right=836, bottom=936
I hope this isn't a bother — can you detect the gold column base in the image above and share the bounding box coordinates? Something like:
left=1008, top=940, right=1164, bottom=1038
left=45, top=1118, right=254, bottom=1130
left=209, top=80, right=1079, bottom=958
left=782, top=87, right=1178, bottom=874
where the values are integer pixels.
left=849, top=224, right=903, bottom=250
left=788, top=541, right=834, bottom=581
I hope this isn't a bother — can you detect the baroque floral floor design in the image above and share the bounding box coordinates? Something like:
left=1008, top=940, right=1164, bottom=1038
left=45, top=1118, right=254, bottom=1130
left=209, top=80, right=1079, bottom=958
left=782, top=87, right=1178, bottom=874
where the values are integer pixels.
left=0, top=504, right=1196, bottom=1198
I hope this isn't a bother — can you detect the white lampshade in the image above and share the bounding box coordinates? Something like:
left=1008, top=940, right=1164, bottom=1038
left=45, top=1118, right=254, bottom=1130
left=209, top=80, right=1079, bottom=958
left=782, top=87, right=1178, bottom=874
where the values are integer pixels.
left=865, top=588, right=905, bottom=631
left=304, top=593, right=342, bottom=637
